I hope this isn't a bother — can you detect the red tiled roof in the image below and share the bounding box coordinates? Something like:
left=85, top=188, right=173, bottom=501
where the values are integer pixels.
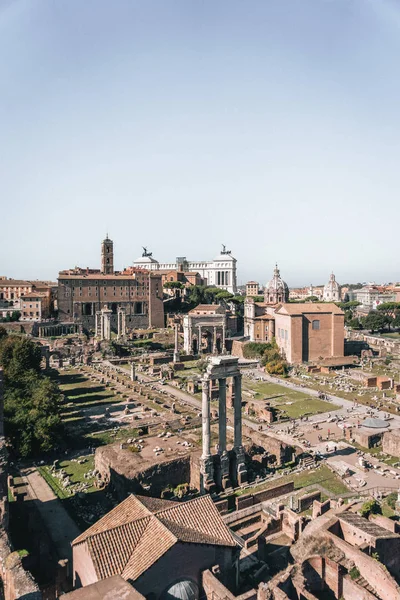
left=72, top=494, right=236, bottom=582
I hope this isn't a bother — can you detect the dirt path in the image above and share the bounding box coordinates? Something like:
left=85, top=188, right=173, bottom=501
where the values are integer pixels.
left=21, top=467, right=80, bottom=563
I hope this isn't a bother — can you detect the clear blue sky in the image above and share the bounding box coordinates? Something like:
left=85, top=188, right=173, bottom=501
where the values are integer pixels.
left=1, top=0, right=399, bottom=287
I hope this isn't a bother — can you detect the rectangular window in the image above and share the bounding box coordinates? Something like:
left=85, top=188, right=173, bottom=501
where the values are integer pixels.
left=312, top=320, right=320, bottom=330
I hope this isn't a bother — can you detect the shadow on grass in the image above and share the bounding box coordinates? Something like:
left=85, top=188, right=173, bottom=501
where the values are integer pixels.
left=62, top=385, right=106, bottom=397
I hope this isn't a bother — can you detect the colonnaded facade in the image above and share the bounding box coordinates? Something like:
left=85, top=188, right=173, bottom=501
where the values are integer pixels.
left=133, top=245, right=237, bottom=293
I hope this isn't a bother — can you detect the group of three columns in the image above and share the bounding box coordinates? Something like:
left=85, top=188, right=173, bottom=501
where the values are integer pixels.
left=200, top=369, right=247, bottom=492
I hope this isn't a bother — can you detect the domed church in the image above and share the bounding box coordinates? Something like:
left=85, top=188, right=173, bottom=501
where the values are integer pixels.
left=323, top=272, right=341, bottom=302
left=264, top=264, right=289, bottom=304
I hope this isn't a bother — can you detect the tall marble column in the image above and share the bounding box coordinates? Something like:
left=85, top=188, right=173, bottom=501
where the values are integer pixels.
left=233, top=374, right=242, bottom=449
left=198, top=325, right=202, bottom=354
left=173, top=323, right=180, bottom=363
left=201, top=378, right=211, bottom=459
left=234, top=373, right=247, bottom=485
left=200, top=376, right=214, bottom=492
left=130, top=362, right=136, bottom=382
left=219, top=378, right=231, bottom=489
left=222, top=322, right=226, bottom=353
left=218, top=379, right=227, bottom=453
left=212, top=326, right=217, bottom=354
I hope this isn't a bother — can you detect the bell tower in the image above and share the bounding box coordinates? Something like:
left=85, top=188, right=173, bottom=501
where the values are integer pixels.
left=101, top=234, right=114, bottom=274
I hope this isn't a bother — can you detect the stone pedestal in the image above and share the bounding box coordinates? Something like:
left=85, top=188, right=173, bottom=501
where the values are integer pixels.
left=220, top=452, right=231, bottom=490
left=200, top=456, right=215, bottom=493
left=235, top=446, right=248, bottom=485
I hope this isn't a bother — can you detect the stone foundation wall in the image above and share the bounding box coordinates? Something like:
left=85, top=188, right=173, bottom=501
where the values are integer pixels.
left=382, top=431, right=400, bottom=457
left=95, top=447, right=194, bottom=500
left=242, top=425, right=300, bottom=465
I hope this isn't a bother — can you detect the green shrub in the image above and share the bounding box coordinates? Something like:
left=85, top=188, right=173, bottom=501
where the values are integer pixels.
left=243, top=342, right=271, bottom=358
left=349, top=566, right=360, bottom=580
left=360, top=499, right=382, bottom=518
left=386, top=492, right=397, bottom=510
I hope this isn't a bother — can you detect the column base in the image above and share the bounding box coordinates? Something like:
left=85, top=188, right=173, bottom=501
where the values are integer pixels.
left=237, top=464, right=248, bottom=486
left=220, top=452, right=231, bottom=490
left=235, top=446, right=248, bottom=486
left=173, top=352, right=180, bottom=363
left=200, top=456, right=215, bottom=493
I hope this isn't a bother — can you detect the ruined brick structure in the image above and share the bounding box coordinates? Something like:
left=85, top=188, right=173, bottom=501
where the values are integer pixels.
left=57, top=236, right=164, bottom=332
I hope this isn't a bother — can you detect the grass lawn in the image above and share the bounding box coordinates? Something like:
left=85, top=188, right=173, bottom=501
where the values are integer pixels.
left=86, top=426, right=141, bottom=446
left=38, top=455, right=97, bottom=499
left=235, top=464, right=349, bottom=497
left=243, top=380, right=340, bottom=418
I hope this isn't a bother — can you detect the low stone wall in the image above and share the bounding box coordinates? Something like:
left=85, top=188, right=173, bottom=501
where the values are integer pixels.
left=0, top=322, right=34, bottom=335
left=202, top=569, right=257, bottom=600
left=214, top=499, right=229, bottom=515
left=235, top=482, right=295, bottom=511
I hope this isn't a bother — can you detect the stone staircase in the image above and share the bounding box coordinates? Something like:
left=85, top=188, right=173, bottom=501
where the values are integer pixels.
left=352, top=574, right=380, bottom=598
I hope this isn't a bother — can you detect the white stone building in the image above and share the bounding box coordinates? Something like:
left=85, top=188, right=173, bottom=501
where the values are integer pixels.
left=323, top=273, right=341, bottom=302
left=133, top=246, right=237, bottom=293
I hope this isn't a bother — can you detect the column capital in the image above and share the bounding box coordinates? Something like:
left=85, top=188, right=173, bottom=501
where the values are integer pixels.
left=201, top=377, right=210, bottom=392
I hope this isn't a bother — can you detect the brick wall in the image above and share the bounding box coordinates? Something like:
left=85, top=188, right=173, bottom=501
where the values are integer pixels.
left=327, top=532, right=400, bottom=599
left=135, top=543, right=235, bottom=598
left=298, top=491, right=321, bottom=513
left=215, top=499, right=229, bottom=515
left=234, top=482, right=295, bottom=511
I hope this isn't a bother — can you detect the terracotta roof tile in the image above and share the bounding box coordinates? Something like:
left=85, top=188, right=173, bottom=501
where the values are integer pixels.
left=134, top=495, right=177, bottom=513
left=275, top=303, right=344, bottom=315
left=155, top=495, right=235, bottom=548
left=73, top=496, right=152, bottom=545
left=122, top=517, right=176, bottom=580
left=72, top=494, right=236, bottom=583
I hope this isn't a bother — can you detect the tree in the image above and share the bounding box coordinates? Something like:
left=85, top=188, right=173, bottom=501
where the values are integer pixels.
left=361, top=311, right=388, bottom=333
left=335, top=301, right=361, bottom=310
left=349, top=317, right=362, bottom=330
left=376, top=302, right=400, bottom=315
left=360, top=499, right=382, bottom=518
left=0, top=335, right=63, bottom=458
left=304, top=296, right=319, bottom=303
left=10, top=311, right=21, bottom=322
left=215, top=291, right=234, bottom=304
left=0, top=326, right=7, bottom=341
left=164, top=281, right=184, bottom=290
left=0, top=336, right=42, bottom=379
left=4, top=376, right=63, bottom=457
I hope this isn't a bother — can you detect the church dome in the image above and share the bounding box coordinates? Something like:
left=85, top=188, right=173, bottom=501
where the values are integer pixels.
left=161, top=580, right=199, bottom=600
left=264, top=264, right=289, bottom=304
left=323, top=273, right=341, bottom=301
